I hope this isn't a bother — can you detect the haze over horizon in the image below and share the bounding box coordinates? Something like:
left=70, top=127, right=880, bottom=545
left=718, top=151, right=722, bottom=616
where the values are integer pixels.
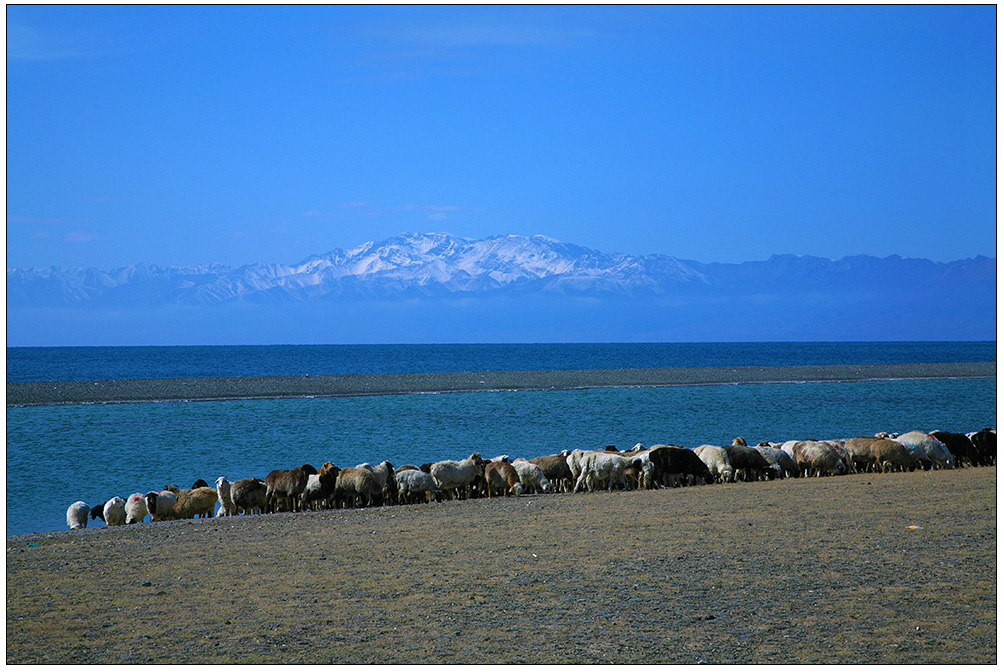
left=7, top=5, right=996, bottom=274
left=7, top=231, right=995, bottom=346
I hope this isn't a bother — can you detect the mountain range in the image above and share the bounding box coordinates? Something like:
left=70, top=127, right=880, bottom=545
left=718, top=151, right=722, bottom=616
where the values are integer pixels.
left=7, top=232, right=995, bottom=306
left=6, top=233, right=996, bottom=344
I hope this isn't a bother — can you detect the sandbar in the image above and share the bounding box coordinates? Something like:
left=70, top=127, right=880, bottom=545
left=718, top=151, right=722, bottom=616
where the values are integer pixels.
left=6, top=361, right=995, bottom=406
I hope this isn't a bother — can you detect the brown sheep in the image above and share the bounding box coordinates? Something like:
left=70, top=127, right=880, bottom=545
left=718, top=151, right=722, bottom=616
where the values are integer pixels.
left=529, top=453, right=574, bottom=492
left=844, top=437, right=881, bottom=473
left=870, top=438, right=924, bottom=473
left=265, top=463, right=318, bottom=513
left=484, top=461, right=523, bottom=498
left=791, top=441, right=846, bottom=477
left=230, top=478, right=268, bottom=515
left=334, top=467, right=383, bottom=509
left=167, top=487, right=218, bottom=520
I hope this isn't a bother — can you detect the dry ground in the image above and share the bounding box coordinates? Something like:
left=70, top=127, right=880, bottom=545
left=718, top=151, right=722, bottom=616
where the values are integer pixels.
left=7, top=466, right=996, bottom=664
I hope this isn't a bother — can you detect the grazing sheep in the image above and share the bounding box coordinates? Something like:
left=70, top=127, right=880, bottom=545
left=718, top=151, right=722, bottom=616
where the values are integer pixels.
left=511, top=459, right=552, bottom=494
left=880, top=434, right=934, bottom=470
left=66, top=501, right=90, bottom=530
left=894, top=431, right=953, bottom=469
left=572, top=451, right=635, bottom=492
left=265, top=463, right=318, bottom=513
left=724, top=444, right=773, bottom=481
left=124, top=493, right=148, bottom=524
left=230, top=478, right=268, bottom=515
left=791, top=441, right=846, bottom=477
left=617, top=448, right=657, bottom=489
left=192, top=479, right=210, bottom=489
left=755, top=444, right=799, bottom=479
left=843, top=437, right=882, bottom=473
left=693, top=445, right=735, bottom=483
left=334, top=467, right=383, bottom=508
left=565, top=449, right=598, bottom=486
left=167, top=487, right=218, bottom=520
left=968, top=428, right=996, bottom=466
left=395, top=464, right=421, bottom=474
left=215, top=477, right=236, bottom=517
left=89, top=501, right=107, bottom=523
left=869, top=438, right=925, bottom=472
left=529, top=452, right=574, bottom=492
left=484, top=461, right=523, bottom=498
left=356, top=460, right=397, bottom=506
left=820, top=441, right=853, bottom=474
left=102, top=497, right=127, bottom=526
left=429, top=452, right=485, bottom=500
left=648, top=445, right=715, bottom=487
left=931, top=431, right=980, bottom=467
left=395, top=468, right=439, bottom=504
left=302, top=462, right=341, bottom=510
left=145, top=490, right=179, bottom=522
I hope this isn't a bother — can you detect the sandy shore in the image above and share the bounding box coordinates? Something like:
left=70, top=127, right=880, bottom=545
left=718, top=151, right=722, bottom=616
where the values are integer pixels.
left=6, top=466, right=996, bottom=664
left=6, top=361, right=996, bottom=406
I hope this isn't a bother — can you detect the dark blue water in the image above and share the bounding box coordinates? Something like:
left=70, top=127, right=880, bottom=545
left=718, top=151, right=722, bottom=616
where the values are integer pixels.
left=6, top=341, right=996, bottom=381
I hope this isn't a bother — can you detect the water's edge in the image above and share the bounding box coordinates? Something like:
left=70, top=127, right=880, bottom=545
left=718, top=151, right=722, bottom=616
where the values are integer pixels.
left=8, top=361, right=996, bottom=406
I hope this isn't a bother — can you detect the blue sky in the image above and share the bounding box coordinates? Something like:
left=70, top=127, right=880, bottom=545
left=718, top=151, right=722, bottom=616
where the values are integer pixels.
left=7, top=5, right=996, bottom=269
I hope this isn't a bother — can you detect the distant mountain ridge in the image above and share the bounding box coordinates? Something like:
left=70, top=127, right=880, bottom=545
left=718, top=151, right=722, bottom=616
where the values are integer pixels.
left=6, top=232, right=994, bottom=307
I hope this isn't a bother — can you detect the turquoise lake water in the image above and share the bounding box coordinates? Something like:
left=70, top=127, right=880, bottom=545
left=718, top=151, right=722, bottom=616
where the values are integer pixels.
left=7, top=373, right=995, bottom=536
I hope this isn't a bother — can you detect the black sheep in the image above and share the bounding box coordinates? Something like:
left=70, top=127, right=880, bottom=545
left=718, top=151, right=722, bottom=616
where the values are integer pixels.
left=930, top=431, right=979, bottom=467
left=648, top=445, right=715, bottom=486
left=724, top=444, right=774, bottom=481
left=89, top=501, right=107, bottom=522
left=970, top=428, right=996, bottom=466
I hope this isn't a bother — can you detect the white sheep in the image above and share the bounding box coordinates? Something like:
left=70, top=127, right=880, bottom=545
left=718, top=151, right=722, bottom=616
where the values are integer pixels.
left=395, top=468, right=438, bottom=504
left=511, top=459, right=552, bottom=494
left=215, top=476, right=236, bottom=516
left=356, top=460, right=397, bottom=505
left=779, top=440, right=800, bottom=459
left=564, top=449, right=595, bottom=485
left=145, top=490, right=179, bottom=522
left=429, top=452, right=484, bottom=499
left=693, top=445, right=734, bottom=483
left=66, top=501, right=90, bottom=530
left=102, top=497, right=127, bottom=526
left=754, top=445, right=798, bottom=479
left=631, top=450, right=659, bottom=489
left=124, top=493, right=148, bottom=524
left=894, top=431, right=954, bottom=469
left=572, top=451, right=631, bottom=492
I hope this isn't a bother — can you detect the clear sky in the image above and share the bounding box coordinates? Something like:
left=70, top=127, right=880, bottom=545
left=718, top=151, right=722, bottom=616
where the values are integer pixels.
left=7, top=4, right=996, bottom=270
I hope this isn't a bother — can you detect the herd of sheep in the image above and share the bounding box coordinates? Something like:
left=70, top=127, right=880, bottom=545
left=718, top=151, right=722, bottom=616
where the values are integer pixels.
left=65, top=426, right=996, bottom=530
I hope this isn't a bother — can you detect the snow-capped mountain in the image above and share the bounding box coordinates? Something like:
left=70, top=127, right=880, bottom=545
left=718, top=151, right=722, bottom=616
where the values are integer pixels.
left=6, top=233, right=996, bottom=344
left=6, top=232, right=995, bottom=308
left=7, top=233, right=719, bottom=306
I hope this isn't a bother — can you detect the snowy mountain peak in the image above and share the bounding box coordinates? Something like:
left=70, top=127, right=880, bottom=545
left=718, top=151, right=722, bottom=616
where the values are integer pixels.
left=6, top=233, right=995, bottom=311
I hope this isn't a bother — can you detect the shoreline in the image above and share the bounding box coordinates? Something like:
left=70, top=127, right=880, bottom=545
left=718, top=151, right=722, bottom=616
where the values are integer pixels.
left=6, top=361, right=996, bottom=406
